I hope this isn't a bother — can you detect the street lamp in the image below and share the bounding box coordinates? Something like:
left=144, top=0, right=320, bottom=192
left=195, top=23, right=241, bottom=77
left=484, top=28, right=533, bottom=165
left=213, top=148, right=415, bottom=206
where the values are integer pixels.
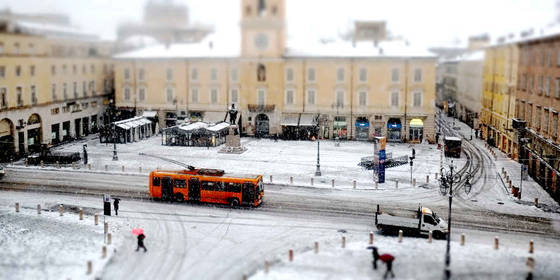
left=439, top=160, right=472, bottom=279
left=315, top=117, right=321, bottom=176
left=519, top=137, right=529, bottom=199
left=109, top=99, right=118, bottom=161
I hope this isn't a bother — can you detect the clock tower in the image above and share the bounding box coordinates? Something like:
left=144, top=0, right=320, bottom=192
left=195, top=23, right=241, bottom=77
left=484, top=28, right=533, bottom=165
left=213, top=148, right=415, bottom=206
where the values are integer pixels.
left=241, top=0, right=285, bottom=57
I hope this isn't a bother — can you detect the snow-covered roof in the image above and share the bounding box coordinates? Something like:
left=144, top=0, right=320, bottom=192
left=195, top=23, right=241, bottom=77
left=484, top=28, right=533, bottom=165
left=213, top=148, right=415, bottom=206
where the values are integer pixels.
left=114, top=116, right=152, bottom=130
left=460, top=50, right=485, bottom=62
left=4, top=19, right=98, bottom=40
left=178, top=122, right=208, bottom=131
left=122, top=35, right=159, bottom=48
left=206, top=122, right=230, bottom=132
left=114, top=29, right=436, bottom=59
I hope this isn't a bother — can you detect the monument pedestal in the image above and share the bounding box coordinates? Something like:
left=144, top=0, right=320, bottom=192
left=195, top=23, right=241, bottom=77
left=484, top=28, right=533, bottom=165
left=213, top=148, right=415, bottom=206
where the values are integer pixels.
left=218, top=125, right=247, bottom=154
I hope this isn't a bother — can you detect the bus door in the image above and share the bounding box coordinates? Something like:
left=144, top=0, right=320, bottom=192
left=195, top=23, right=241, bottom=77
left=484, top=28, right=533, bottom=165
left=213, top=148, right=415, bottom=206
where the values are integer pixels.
left=242, top=182, right=255, bottom=206
left=188, top=178, right=200, bottom=201
left=162, top=177, right=173, bottom=200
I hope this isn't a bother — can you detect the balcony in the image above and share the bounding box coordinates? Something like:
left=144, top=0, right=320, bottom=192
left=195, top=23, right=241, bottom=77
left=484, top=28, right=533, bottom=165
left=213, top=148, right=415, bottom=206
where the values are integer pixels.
left=248, top=104, right=275, bottom=113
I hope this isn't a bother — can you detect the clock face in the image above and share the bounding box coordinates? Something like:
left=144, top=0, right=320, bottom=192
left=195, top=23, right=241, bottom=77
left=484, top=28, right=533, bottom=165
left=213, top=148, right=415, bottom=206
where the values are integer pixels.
left=254, top=33, right=269, bottom=50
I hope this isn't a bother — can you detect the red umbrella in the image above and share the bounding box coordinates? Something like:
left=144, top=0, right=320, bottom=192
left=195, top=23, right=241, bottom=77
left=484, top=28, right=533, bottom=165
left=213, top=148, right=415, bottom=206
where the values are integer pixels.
left=132, top=228, right=144, bottom=235
left=379, top=254, right=394, bottom=263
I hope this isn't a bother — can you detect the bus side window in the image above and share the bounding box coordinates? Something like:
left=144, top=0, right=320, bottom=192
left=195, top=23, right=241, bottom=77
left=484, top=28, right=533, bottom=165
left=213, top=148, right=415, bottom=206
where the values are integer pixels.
left=175, top=179, right=186, bottom=189
left=152, top=176, right=161, bottom=187
left=215, top=182, right=226, bottom=192
left=201, top=181, right=215, bottom=191
left=226, top=183, right=241, bottom=193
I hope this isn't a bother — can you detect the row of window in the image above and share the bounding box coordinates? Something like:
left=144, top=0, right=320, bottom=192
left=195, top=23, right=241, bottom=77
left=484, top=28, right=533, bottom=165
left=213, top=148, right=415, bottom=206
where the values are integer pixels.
left=0, top=86, right=37, bottom=108
left=518, top=73, right=560, bottom=97
left=123, top=66, right=424, bottom=84
left=121, top=86, right=424, bottom=107
left=520, top=47, right=560, bottom=68
left=516, top=101, right=560, bottom=137
left=0, top=41, right=35, bottom=55
left=0, top=64, right=112, bottom=78
left=50, top=81, right=100, bottom=101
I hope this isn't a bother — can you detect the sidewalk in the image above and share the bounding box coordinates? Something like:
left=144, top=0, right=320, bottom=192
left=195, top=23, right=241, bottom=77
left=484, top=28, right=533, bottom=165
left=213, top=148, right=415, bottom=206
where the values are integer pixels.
left=441, top=115, right=559, bottom=210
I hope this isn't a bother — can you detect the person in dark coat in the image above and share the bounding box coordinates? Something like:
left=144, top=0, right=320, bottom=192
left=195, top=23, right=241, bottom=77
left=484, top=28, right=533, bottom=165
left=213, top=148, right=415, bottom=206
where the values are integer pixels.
left=136, top=233, right=147, bottom=252
left=371, top=247, right=380, bottom=270
left=113, top=198, right=120, bottom=216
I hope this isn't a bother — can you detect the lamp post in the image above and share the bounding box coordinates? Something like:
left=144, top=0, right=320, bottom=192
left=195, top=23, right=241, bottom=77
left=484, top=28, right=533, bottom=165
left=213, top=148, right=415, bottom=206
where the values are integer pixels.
left=439, top=160, right=471, bottom=279
left=315, top=117, right=321, bottom=176
left=519, top=137, right=529, bottom=199
left=110, top=99, right=118, bottom=161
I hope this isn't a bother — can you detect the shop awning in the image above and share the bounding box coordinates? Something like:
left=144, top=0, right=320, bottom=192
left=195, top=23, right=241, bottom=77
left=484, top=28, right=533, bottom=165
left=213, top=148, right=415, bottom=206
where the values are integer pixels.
left=142, top=111, right=157, bottom=118
left=281, top=115, right=299, bottom=126
left=299, top=114, right=316, bottom=126
left=410, top=118, right=424, bottom=128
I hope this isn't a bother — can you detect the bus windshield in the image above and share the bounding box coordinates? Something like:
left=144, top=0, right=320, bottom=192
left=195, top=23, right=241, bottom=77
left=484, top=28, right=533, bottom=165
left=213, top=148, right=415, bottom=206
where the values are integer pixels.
left=258, top=180, right=264, bottom=193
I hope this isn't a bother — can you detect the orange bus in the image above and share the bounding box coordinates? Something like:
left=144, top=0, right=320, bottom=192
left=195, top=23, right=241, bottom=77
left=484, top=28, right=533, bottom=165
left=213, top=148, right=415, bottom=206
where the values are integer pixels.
left=149, top=168, right=264, bottom=207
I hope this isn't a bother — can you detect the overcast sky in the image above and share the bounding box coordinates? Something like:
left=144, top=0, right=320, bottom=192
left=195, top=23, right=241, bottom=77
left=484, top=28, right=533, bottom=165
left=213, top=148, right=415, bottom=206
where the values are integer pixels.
left=1, top=0, right=557, bottom=48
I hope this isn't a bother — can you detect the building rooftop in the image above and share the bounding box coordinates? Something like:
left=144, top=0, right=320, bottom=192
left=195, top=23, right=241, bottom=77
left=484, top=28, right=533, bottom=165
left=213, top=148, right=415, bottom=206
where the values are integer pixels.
left=114, top=30, right=436, bottom=60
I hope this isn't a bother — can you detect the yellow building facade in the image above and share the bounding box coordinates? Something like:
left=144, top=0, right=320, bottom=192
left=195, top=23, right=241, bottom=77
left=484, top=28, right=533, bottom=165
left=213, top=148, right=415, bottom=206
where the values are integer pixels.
left=115, top=0, right=436, bottom=142
left=481, top=42, right=518, bottom=157
left=0, top=19, right=114, bottom=160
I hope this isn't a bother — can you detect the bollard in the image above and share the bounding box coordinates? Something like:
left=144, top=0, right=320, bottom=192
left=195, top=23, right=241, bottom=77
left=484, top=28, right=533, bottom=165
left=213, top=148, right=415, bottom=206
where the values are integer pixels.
left=289, top=249, right=294, bottom=262
left=72, top=162, right=76, bottom=169
left=104, top=222, right=108, bottom=235
left=88, top=164, right=91, bottom=170
left=40, top=160, right=44, bottom=168
left=502, top=167, right=505, bottom=174
left=331, top=179, right=335, bottom=188
left=102, top=246, right=107, bottom=258
left=94, top=213, right=98, bottom=225
left=353, top=180, right=356, bottom=189
left=264, top=260, right=269, bottom=274
left=139, top=166, right=142, bottom=173
left=375, top=181, right=378, bottom=189
left=290, top=176, right=293, bottom=184
left=270, top=175, right=272, bottom=183
left=369, top=232, right=374, bottom=245
left=105, top=165, right=108, bottom=171
left=242, top=274, right=248, bottom=280
left=37, top=204, right=41, bottom=215
left=509, top=181, right=512, bottom=189
left=342, top=236, right=346, bottom=248
left=494, top=236, right=499, bottom=250
left=527, top=257, right=535, bottom=276
left=10, top=158, right=13, bottom=165
left=435, top=172, right=438, bottom=179
left=122, top=165, right=125, bottom=172
left=428, top=231, right=433, bottom=243
left=413, top=178, right=416, bottom=187
left=534, top=198, right=539, bottom=207
left=314, top=241, right=319, bottom=254
left=107, top=233, right=112, bottom=245
left=15, top=202, right=19, bottom=213
left=79, top=208, right=83, bottom=220
left=59, top=204, right=64, bottom=216
left=56, top=161, right=60, bottom=168
left=87, top=261, right=92, bottom=275
left=311, top=177, right=314, bottom=186
left=460, top=233, right=465, bottom=246
left=398, top=230, right=403, bottom=243
left=395, top=179, right=399, bottom=189
left=426, top=175, right=429, bottom=184
left=529, top=240, right=534, bottom=254
left=25, top=159, right=28, bottom=167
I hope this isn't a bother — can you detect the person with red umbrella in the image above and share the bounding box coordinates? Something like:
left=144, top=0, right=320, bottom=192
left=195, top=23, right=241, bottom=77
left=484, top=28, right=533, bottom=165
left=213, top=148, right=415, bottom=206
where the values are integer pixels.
left=133, top=228, right=147, bottom=252
left=379, top=253, right=395, bottom=279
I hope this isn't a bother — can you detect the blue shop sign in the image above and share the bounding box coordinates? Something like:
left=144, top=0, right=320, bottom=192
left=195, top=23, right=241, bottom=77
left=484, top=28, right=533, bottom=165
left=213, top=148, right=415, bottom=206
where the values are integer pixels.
left=356, top=121, right=369, bottom=128
left=387, top=122, right=401, bottom=129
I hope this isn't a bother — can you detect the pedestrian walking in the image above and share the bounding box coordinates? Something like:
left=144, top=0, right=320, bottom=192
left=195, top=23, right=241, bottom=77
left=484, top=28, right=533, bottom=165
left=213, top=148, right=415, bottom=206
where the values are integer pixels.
left=379, top=253, right=395, bottom=279
left=367, top=246, right=380, bottom=270
left=113, top=198, right=120, bottom=216
left=136, top=233, right=147, bottom=252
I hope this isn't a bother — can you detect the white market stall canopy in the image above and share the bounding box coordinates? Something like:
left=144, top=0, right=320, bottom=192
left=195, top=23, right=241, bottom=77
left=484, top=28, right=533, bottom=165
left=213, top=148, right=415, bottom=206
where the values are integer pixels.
left=113, top=116, right=152, bottom=130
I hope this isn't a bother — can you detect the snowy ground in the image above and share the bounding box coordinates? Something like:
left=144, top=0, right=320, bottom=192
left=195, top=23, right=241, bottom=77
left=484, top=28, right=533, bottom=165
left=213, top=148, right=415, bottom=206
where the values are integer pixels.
left=1, top=190, right=559, bottom=280
left=2, top=122, right=560, bottom=279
